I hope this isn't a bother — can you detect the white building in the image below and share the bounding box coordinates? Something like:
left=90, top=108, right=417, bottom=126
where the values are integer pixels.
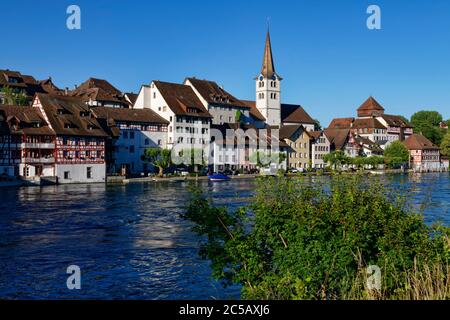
left=134, top=81, right=212, bottom=156
left=91, top=107, right=169, bottom=175
left=310, top=131, right=331, bottom=169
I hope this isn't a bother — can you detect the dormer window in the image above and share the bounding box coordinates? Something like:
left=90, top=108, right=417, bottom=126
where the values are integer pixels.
left=7, top=77, right=20, bottom=84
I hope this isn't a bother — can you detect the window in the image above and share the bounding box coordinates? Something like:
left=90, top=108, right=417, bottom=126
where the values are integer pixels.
left=158, top=139, right=162, bottom=146
left=123, top=131, right=128, bottom=139
left=153, top=92, right=156, bottom=99
left=130, top=146, right=135, bottom=153
left=145, top=139, right=149, bottom=145
left=64, top=171, right=70, bottom=180
left=163, top=106, right=167, bottom=112
left=87, top=167, right=92, bottom=179
left=130, top=131, right=135, bottom=139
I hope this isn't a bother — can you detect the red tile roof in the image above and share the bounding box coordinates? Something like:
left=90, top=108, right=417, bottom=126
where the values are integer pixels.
left=403, top=134, right=440, bottom=150
left=154, top=81, right=212, bottom=118
left=328, top=117, right=354, bottom=129
left=352, top=118, right=386, bottom=130
left=0, top=105, right=54, bottom=136
left=324, top=128, right=351, bottom=150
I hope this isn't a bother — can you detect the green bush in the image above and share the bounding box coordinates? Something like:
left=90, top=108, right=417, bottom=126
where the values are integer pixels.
left=183, top=176, right=450, bottom=300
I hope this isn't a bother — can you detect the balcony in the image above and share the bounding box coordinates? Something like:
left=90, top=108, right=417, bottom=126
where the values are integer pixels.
left=24, top=157, right=55, bottom=164
left=22, top=143, right=55, bottom=149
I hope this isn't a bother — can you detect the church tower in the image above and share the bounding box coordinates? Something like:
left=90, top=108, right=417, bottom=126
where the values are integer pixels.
left=256, top=30, right=282, bottom=127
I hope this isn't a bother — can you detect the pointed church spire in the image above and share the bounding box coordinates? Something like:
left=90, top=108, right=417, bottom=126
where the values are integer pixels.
left=260, top=30, right=276, bottom=79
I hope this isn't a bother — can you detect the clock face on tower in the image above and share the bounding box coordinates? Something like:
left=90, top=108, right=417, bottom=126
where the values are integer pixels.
left=259, top=76, right=264, bottom=81
left=272, top=75, right=277, bottom=80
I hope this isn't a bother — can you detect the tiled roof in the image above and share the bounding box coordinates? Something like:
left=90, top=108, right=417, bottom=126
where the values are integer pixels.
left=39, top=78, right=64, bottom=95
left=91, top=106, right=169, bottom=124
left=240, top=100, right=266, bottom=121
left=324, top=128, right=351, bottom=150
left=328, top=117, right=354, bottom=129
left=403, top=134, right=440, bottom=150
left=380, top=114, right=413, bottom=128
left=70, top=77, right=128, bottom=106
left=281, top=104, right=315, bottom=125
left=0, top=105, right=54, bottom=136
left=36, top=93, right=108, bottom=137
left=153, top=81, right=212, bottom=118
left=308, top=130, right=323, bottom=139
left=352, top=118, right=386, bottom=130
left=279, top=124, right=303, bottom=139
left=186, top=78, right=250, bottom=109
left=357, top=96, right=385, bottom=112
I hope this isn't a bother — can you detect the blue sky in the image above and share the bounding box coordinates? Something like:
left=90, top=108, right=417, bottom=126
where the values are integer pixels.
left=2, top=0, right=450, bottom=126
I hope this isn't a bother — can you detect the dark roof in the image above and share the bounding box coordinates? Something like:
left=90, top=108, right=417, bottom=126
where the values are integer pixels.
left=186, top=78, right=250, bottom=109
left=328, top=117, right=354, bottom=129
left=240, top=100, right=266, bottom=121
left=91, top=106, right=169, bottom=124
left=39, top=78, right=64, bottom=95
left=357, top=96, right=385, bottom=113
left=404, top=134, right=440, bottom=150
left=354, top=135, right=383, bottom=152
left=0, top=69, right=46, bottom=97
left=70, top=78, right=128, bottom=106
left=380, top=114, right=413, bottom=128
left=281, top=104, right=315, bottom=124
left=0, top=105, right=54, bottom=136
left=279, top=125, right=303, bottom=139
left=309, top=131, right=323, bottom=140
left=324, top=128, right=351, bottom=150
left=352, top=118, right=386, bottom=130
left=36, top=93, right=108, bottom=137
left=124, top=92, right=138, bottom=105
left=153, top=81, right=212, bottom=118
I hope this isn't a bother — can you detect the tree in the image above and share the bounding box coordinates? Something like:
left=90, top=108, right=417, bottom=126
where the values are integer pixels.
left=0, top=85, right=28, bottom=106
left=323, top=151, right=350, bottom=170
left=384, top=141, right=409, bottom=169
left=441, top=132, right=450, bottom=157
left=142, top=148, right=172, bottom=177
left=180, top=148, right=207, bottom=173
left=411, top=111, right=444, bottom=145
left=184, top=176, right=450, bottom=300
left=313, top=119, right=322, bottom=131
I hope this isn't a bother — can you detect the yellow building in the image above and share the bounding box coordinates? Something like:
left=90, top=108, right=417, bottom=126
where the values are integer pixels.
left=280, top=125, right=311, bottom=170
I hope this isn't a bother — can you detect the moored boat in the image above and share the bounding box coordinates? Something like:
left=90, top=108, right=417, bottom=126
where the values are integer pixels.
left=208, top=173, right=231, bottom=182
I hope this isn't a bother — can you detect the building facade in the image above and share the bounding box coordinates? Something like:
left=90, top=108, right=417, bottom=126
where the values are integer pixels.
left=33, top=93, right=108, bottom=184
left=310, top=131, right=331, bottom=169
left=404, top=134, right=441, bottom=172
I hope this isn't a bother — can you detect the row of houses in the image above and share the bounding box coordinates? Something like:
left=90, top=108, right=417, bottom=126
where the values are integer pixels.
left=1, top=31, right=448, bottom=183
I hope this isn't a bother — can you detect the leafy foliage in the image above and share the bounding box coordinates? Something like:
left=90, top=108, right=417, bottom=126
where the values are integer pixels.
left=142, top=148, right=172, bottom=176
left=411, top=111, right=445, bottom=145
left=323, top=151, right=351, bottom=170
left=0, top=85, right=28, bottom=106
left=183, top=176, right=450, bottom=300
left=383, top=141, right=410, bottom=169
left=441, top=132, right=450, bottom=157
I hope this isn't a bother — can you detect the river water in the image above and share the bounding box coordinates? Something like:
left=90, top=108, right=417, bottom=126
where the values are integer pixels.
left=0, top=173, right=449, bottom=299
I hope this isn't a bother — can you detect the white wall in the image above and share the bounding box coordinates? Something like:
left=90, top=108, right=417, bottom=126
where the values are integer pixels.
left=256, top=77, right=281, bottom=126
left=56, top=163, right=105, bottom=184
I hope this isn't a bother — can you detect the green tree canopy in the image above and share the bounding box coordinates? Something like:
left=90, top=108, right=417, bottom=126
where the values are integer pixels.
left=184, top=176, right=450, bottom=300
left=384, top=141, right=410, bottom=169
left=313, top=119, right=322, bottom=131
left=1, top=85, right=28, bottom=106
left=323, top=151, right=351, bottom=170
left=411, top=111, right=444, bottom=145
left=142, top=148, right=172, bottom=177
left=441, top=132, right=450, bottom=157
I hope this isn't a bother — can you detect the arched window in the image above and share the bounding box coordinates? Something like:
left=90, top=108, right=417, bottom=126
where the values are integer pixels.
left=273, top=93, right=277, bottom=99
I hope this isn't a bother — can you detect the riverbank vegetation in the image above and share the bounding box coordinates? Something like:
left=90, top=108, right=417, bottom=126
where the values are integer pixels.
left=184, top=176, right=450, bottom=300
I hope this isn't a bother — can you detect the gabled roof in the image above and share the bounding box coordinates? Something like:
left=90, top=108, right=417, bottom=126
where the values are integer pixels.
left=185, top=78, right=250, bottom=109
left=357, top=96, right=385, bottom=113
left=324, top=128, right=351, bottom=150
left=36, top=93, right=107, bottom=137
left=39, top=77, right=64, bottom=95
left=403, top=134, right=440, bottom=150
left=279, top=124, right=304, bottom=140
left=124, top=92, right=138, bottom=105
left=0, top=69, right=46, bottom=97
left=70, top=77, right=127, bottom=106
left=352, top=118, right=386, bottom=130
left=328, top=117, right=354, bottom=129
left=281, top=104, right=315, bottom=125
left=380, top=114, right=413, bottom=128
left=153, top=81, right=212, bottom=118
left=91, top=106, right=169, bottom=124
left=0, top=105, right=54, bottom=136
left=240, top=100, right=266, bottom=121
left=308, top=130, right=323, bottom=140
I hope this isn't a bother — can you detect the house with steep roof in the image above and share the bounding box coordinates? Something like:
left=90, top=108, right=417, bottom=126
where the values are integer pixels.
left=184, top=78, right=251, bottom=125
left=0, top=104, right=55, bottom=179
left=134, top=81, right=212, bottom=153
left=33, top=93, right=108, bottom=184
left=70, top=77, right=129, bottom=108
left=0, top=69, right=47, bottom=105
left=309, top=131, right=331, bottom=169
left=91, top=106, right=169, bottom=176
left=403, top=134, right=442, bottom=172
left=279, top=125, right=312, bottom=170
